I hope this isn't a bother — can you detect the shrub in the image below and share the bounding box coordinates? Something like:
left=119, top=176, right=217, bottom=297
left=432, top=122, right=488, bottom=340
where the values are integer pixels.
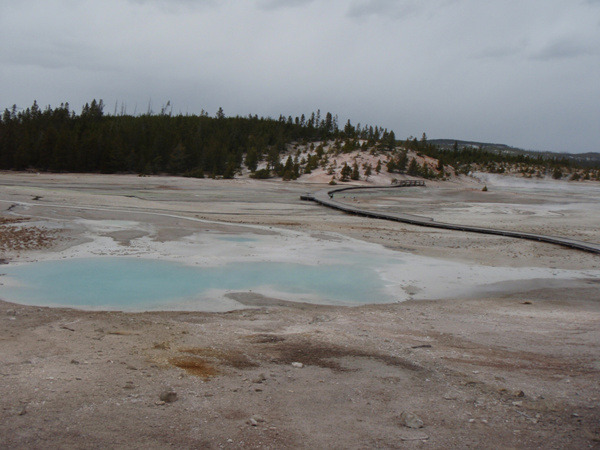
left=552, top=167, right=563, bottom=180
left=250, top=168, right=272, bottom=179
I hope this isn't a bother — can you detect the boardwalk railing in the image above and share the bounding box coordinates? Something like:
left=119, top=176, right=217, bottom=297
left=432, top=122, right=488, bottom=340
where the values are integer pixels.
left=301, top=182, right=600, bottom=255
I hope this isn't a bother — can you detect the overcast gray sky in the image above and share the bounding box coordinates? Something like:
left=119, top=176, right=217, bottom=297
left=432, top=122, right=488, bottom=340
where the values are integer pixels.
left=1, top=0, right=599, bottom=153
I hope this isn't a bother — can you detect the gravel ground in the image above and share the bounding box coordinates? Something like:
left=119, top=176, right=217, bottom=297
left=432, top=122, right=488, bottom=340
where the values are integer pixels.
left=0, top=172, right=599, bottom=449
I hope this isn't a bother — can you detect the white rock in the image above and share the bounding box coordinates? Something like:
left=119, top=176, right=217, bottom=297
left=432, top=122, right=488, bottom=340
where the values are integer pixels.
left=399, top=411, right=424, bottom=429
left=159, top=390, right=178, bottom=403
left=291, top=362, right=303, bottom=368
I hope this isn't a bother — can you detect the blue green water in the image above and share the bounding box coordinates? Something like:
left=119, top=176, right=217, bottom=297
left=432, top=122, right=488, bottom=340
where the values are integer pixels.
left=217, top=236, right=258, bottom=243
left=0, top=257, right=391, bottom=310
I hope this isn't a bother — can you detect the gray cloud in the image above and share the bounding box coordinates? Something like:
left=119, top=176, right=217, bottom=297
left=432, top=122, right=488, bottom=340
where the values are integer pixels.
left=474, top=38, right=530, bottom=60
left=346, top=0, right=420, bottom=18
left=1, top=36, right=118, bottom=73
left=127, top=0, right=216, bottom=4
left=1, top=0, right=599, bottom=153
left=531, top=38, right=596, bottom=60
left=476, top=46, right=523, bottom=60
left=257, top=0, right=315, bottom=10
left=126, top=0, right=218, bottom=12
left=346, top=0, right=457, bottom=19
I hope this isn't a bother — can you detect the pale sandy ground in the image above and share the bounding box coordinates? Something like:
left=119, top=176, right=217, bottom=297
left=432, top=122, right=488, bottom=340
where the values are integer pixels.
left=0, top=172, right=599, bottom=449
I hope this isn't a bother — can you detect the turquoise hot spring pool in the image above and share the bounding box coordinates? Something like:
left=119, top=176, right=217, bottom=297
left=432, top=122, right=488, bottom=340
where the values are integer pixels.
left=0, top=257, right=393, bottom=311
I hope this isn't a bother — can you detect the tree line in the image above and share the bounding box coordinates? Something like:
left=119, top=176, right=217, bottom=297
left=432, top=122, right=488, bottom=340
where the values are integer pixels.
left=1, top=100, right=597, bottom=180
left=0, top=100, right=393, bottom=177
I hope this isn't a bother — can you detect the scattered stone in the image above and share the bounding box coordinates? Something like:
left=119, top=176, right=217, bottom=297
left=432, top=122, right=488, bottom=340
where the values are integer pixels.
left=516, top=410, right=536, bottom=422
left=514, top=390, right=525, bottom=397
left=522, top=301, right=532, bottom=305
left=153, top=342, right=170, bottom=350
left=399, top=432, right=429, bottom=442
left=512, top=401, right=523, bottom=407
left=6, top=309, right=16, bottom=316
left=468, top=419, right=476, bottom=423
left=248, top=418, right=258, bottom=426
left=411, top=344, right=432, bottom=349
left=251, top=415, right=265, bottom=423
left=70, top=359, right=80, bottom=364
left=399, top=411, right=424, bottom=429
left=253, top=373, right=266, bottom=383
left=291, top=362, right=303, bottom=368
left=155, top=401, right=166, bottom=406
left=159, top=390, right=178, bottom=403
left=309, top=315, right=330, bottom=324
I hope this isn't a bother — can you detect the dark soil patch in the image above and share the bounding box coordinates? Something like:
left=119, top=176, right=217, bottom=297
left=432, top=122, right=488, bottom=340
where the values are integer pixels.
left=169, top=356, right=218, bottom=378
left=247, top=334, right=286, bottom=344
left=178, top=347, right=258, bottom=369
left=254, top=337, right=422, bottom=372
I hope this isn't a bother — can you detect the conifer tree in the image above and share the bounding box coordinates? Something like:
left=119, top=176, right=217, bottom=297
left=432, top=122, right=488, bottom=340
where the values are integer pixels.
left=351, top=161, right=360, bottom=180
left=340, top=162, right=352, bottom=181
left=407, top=158, right=419, bottom=176
left=363, top=163, right=372, bottom=180
left=397, top=151, right=408, bottom=173
left=245, top=147, right=259, bottom=172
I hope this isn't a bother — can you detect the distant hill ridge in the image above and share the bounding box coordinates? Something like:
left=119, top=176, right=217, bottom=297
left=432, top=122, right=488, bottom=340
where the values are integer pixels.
left=430, top=139, right=600, bottom=166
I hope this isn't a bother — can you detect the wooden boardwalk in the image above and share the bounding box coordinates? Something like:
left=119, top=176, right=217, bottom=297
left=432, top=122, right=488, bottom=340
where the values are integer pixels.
left=301, top=182, right=600, bottom=255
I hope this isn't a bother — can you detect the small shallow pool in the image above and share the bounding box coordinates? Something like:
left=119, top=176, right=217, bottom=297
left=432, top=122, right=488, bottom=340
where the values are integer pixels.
left=0, top=257, right=391, bottom=311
